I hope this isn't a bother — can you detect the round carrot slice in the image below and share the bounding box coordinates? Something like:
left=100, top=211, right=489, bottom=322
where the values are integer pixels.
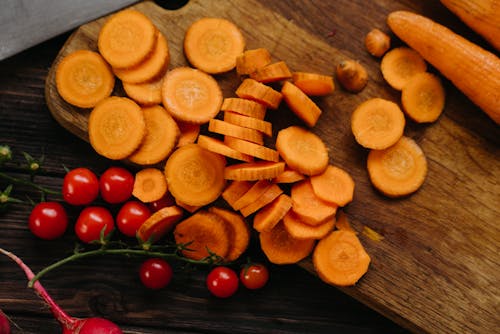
left=380, top=47, right=427, bottom=90
left=162, top=67, right=223, bottom=124
left=165, top=144, right=226, bottom=206
left=197, top=135, right=253, bottom=162
left=98, top=9, right=157, bottom=68
left=137, top=205, right=183, bottom=243
left=292, top=72, right=335, bottom=96
left=132, top=168, right=168, bottom=203
left=401, top=72, right=446, bottom=123
left=184, top=17, right=245, bottom=74
left=123, top=77, right=163, bottom=106
left=291, top=179, right=338, bottom=226
left=224, top=161, right=285, bottom=181
left=283, top=210, right=335, bottom=240
left=367, top=136, right=428, bottom=197
left=55, top=50, right=115, bottom=108
left=351, top=98, right=405, bottom=150
left=310, top=165, right=355, bottom=207
left=88, top=97, right=145, bottom=160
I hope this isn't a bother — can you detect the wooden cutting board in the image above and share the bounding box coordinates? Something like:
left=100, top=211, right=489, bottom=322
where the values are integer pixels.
left=44, top=1, right=500, bottom=333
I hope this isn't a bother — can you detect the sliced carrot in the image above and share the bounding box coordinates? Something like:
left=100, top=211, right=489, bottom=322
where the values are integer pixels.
left=184, top=17, right=245, bottom=74
left=162, top=67, right=223, bottom=124
left=232, top=180, right=271, bottom=211
left=313, top=230, right=371, bottom=286
left=55, top=50, right=115, bottom=108
left=132, top=167, right=168, bottom=203
left=367, top=136, right=427, bottom=197
left=137, top=205, right=183, bottom=243
left=208, top=119, right=264, bottom=145
left=309, top=165, right=355, bottom=207
left=235, top=78, right=282, bottom=109
left=88, top=96, right=145, bottom=160
left=291, top=179, right=338, bottom=226
left=176, top=121, right=200, bottom=147
left=236, top=48, right=272, bottom=75
left=259, top=221, right=315, bottom=265
left=273, top=167, right=305, bottom=184
left=283, top=210, right=335, bottom=240
left=174, top=210, right=231, bottom=260
left=275, top=125, right=329, bottom=176
left=224, top=136, right=279, bottom=162
left=335, top=210, right=356, bottom=233
left=249, top=61, right=292, bottom=83
left=165, top=144, right=226, bottom=206
left=281, top=81, right=322, bottom=127
left=128, top=105, right=180, bottom=165
left=350, top=98, right=405, bottom=150
left=221, top=180, right=253, bottom=209
left=220, top=97, right=267, bottom=119
left=253, top=194, right=292, bottom=232
left=98, top=9, right=158, bottom=68
left=113, top=32, right=169, bottom=84
left=380, top=47, right=427, bottom=90
left=240, top=183, right=283, bottom=217
left=291, top=72, right=335, bottom=96
left=122, top=77, right=163, bottom=106
left=223, top=111, right=272, bottom=137
left=197, top=135, right=253, bottom=162
left=401, top=72, right=446, bottom=123
left=224, top=161, right=285, bottom=181
left=175, top=199, right=202, bottom=213
left=208, top=207, right=250, bottom=261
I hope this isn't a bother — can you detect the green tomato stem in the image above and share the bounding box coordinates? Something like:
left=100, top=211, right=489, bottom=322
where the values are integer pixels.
left=0, top=171, right=60, bottom=196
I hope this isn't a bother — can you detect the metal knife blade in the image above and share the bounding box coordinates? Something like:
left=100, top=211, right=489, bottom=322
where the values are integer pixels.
left=0, top=0, right=138, bottom=61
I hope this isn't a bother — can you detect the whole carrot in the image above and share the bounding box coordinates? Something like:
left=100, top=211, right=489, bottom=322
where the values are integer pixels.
left=387, top=11, right=500, bottom=125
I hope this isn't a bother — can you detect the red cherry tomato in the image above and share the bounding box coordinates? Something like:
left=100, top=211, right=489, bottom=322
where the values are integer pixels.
left=99, top=166, right=134, bottom=204
left=116, top=201, right=151, bottom=237
left=206, top=266, right=239, bottom=298
left=62, top=167, right=99, bottom=206
left=75, top=206, right=114, bottom=243
left=139, top=258, right=173, bottom=289
left=148, top=192, right=176, bottom=212
left=240, top=263, right=269, bottom=290
left=28, top=202, right=68, bottom=240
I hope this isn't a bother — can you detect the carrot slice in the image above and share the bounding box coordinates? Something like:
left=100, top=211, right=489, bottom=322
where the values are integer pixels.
left=132, top=167, right=168, bottom=203
left=309, top=165, right=355, bottom=207
left=197, top=135, right=253, bottom=162
left=275, top=126, right=329, bottom=176
left=224, top=111, right=272, bottom=137
left=283, top=210, right=335, bottom=240
left=176, top=121, right=200, bottom=147
left=367, top=136, right=427, bottom=197
left=335, top=210, right=356, bottom=233
left=259, top=221, right=315, bottom=264
left=292, top=72, right=334, bottom=96
left=236, top=48, right=272, bottom=75
left=350, top=98, right=405, bottom=150
left=184, top=17, right=245, bottom=74
left=291, top=179, right=338, bottom=226
left=232, top=180, right=272, bottom=211
left=253, top=194, right=292, bottom=232
left=240, top=183, right=283, bottom=217
left=401, top=72, right=446, bottom=123
left=55, top=50, right=114, bottom=108
left=208, top=119, right=264, bottom=145
left=123, top=77, right=163, bottom=106
left=113, top=32, right=169, bottom=84
left=281, top=81, right=322, bottom=127
left=98, top=9, right=157, bottom=68
left=235, top=78, right=282, bottom=109
left=224, top=161, right=285, bottom=181
left=208, top=207, right=250, bottom=261
left=137, top=205, right=183, bottom=243
left=88, top=97, right=145, bottom=160
left=174, top=210, right=231, bottom=260
left=175, top=199, right=202, bottom=213
left=221, top=180, right=253, bottom=209
left=224, top=136, right=279, bottom=162
left=128, top=105, right=180, bottom=165
left=165, top=144, right=226, bottom=206
left=313, top=230, right=371, bottom=286
left=380, top=47, right=427, bottom=90
left=220, top=98, right=267, bottom=119
left=249, top=61, right=292, bottom=83
left=273, top=167, right=305, bottom=184
left=162, top=67, right=223, bottom=124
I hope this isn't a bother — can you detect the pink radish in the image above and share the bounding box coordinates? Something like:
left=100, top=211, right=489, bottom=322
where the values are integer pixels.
left=0, top=248, right=122, bottom=334
left=0, top=310, right=10, bottom=334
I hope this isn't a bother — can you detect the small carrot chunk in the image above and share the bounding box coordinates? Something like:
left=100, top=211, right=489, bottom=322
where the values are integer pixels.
left=184, top=17, right=245, bottom=74
left=133, top=167, right=168, bottom=203
left=232, top=180, right=272, bottom=211
left=176, top=121, right=200, bottom=147
left=380, top=47, right=427, bottom=90
left=275, top=126, right=329, bottom=176
left=313, top=230, right=371, bottom=286
left=249, top=61, right=292, bottom=83
left=224, top=111, right=272, bottom=137
left=224, top=136, right=279, bottom=162
left=137, top=205, right=183, bottom=243
left=197, top=135, right=253, bottom=162
left=367, top=136, right=427, bottom=197
left=253, top=194, right=292, bottom=232
left=208, top=119, right=264, bottom=145
left=236, top=78, right=282, bottom=109
left=281, top=81, right=322, bottom=127
left=259, top=221, right=315, bottom=265
left=224, top=161, right=285, bottom=181
left=221, top=97, right=267, bottom=119
left=236, top=48, right=272, bottom=75
left=291, top=179, right=338, bottom=226
left=273, top=167, right=305, bottom=184
left=240, top=183, right=283, bottom=217
left=351, top=98, right=405, bottom=150
left=292, top=72, right=334, bottom=96
left=310, top=165, right=355, bottom=207
left=401, top=72, right=446, bottom=123
left=209, top=207, right=250, bottom=261
left=283, top=210, right=335, bottom=240
left=222, top=180, right=253, bottom=209
left=365, top=28, right=391, bottom=58
left=123, top=77, right=163, bottom=106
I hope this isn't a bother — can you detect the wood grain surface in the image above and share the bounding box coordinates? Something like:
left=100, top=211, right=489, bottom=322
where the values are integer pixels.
left=4, top=0, right=500, bottom=333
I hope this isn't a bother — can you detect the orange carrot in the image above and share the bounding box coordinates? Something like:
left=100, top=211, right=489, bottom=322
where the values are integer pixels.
left=291, top=179, right=338, bottom=226
left=122, top=77, right=163, bottom=106
left=281, top=81, right=322, bottom=127
left=283, top=210, right=335, bottom=240
left=208, top=119, right=264, bottom=145
left=309, top=165, right=355, bottom=207
left=137, top=205, right=183, bottom=243
left=221, top=180, right=253, bottom=209
left=380, top=47, right=427, bottom=90
left=291, top=72, right=335, bottom=96
left=176, top=121, right=201, bottom=147
left=253, top=194, right=292, bottom=232
left=132, top=167, right=168, bottom=203
left=224, top=136, right=279, bottom=162
left=197, top=135, right=253, bottom=162
left=236, top=48, right=272, bottom=75
left=249, top=61, right=292, bottom=83
left=401, top=72, right=446, bottom=123
left=224, top=161, right=285, bottom=181
left=232, top=180, right=272, bottom=211
left=336, top=60, right=368, bottom=93
left=364, top=28, right=391, bottom=57
left=208, top=207, right=250, bottom=261
left=239, top=183, right=283, bottom=217
left=223, top=111, right=272, bottom=137
left=175, top=199, right=202, bottom=213
left=220, top=97, right=267, bottom=119
left=235, top=78, right=282, bottom=109
left=273, top=167, right=305, bottom=184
